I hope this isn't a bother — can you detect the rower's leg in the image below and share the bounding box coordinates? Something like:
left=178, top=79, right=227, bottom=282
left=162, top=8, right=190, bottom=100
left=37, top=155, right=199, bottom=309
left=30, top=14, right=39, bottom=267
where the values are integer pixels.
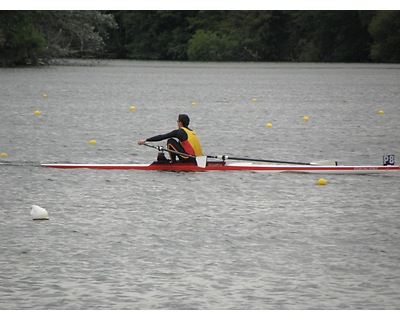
left=167, top=138, right=186, bottom=162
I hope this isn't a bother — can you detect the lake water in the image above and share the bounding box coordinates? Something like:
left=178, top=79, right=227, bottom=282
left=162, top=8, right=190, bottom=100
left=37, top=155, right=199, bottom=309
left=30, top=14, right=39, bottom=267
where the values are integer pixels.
left=1, top=60, right=400, bottom=310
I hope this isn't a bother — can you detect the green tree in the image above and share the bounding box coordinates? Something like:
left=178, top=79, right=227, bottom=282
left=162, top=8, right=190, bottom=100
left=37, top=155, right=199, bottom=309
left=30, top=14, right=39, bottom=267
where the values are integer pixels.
left=187, top=30, right=238, bottom=61
left=5, top=10, right=400, bottom=65
left=216, top=11, right=291, bottom=61
left=291, top=11, right=371, bottom=62
left=216, top=11, right=267, bottom=61
left=90, top=10, right=382, bottom=63
left=186, top=11, right=293, bottom=61
left=38, top=11, right=117, bottom=58
left=121, top=11, right=196, bottom=60
left=369, top=11, right=400, bottom=62
left=0, top=11, right=117, bottom=66
left=0, top=11, right=45, bottom=66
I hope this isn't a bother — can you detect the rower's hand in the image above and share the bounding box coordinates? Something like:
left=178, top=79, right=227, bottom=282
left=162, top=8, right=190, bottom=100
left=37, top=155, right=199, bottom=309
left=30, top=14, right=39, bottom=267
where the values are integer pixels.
left=138, top=139, right=146, bottom=145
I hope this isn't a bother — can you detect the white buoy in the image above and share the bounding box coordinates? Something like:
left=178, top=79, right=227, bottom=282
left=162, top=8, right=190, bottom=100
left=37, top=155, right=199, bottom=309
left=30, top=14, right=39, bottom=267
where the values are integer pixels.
left=30, top=205, right=49, bottom=220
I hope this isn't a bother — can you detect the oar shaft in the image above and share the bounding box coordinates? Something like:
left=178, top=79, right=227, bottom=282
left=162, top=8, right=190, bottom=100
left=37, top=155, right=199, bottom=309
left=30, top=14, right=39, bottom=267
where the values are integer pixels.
left=143, top=144, right=336, bottom=166
left=208, top=155, right=313, bottom=165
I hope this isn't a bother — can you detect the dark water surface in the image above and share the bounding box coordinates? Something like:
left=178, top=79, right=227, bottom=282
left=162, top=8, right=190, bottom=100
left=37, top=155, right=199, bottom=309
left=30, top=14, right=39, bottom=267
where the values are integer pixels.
left=1, top=61, right=400, bottom=309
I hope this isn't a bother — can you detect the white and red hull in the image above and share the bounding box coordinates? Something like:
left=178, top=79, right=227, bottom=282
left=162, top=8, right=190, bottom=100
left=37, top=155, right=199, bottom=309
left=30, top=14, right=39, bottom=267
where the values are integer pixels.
left=41, top=161, right=400, bottom=174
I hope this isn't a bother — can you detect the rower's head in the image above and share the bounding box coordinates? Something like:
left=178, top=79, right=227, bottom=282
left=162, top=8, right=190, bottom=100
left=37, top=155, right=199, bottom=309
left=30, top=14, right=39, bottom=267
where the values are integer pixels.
left=177, top=114, right=190, bottom=128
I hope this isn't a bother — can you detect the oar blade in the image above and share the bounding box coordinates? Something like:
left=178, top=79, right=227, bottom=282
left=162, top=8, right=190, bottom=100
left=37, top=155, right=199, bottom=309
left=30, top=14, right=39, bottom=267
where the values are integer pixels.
left=310, top=160, right=338, bottom=166
left=196, top=156, right=207, bottom=168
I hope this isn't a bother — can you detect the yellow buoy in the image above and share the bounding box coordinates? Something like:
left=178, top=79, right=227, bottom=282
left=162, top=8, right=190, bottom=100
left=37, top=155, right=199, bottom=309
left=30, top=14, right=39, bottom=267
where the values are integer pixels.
left=191, top=102, right=197, bottom=106
left=34, top=110, right=41, bottom=115
left=89, top=140, right=97, bottom=145
left=377, top=110, right=384, bottom=115
left=317, top=178, right=327, bottom=185
left=266, top=123, right=273, bottom=128
left=251, top=98, right=257, bottom=103
left=42, top=93, right=48, bottom=98
left=130, top=106, right=136, bottom=110
left=302, top=116, right=309, bottom=121
left=1, top=153, right=8, bottom=157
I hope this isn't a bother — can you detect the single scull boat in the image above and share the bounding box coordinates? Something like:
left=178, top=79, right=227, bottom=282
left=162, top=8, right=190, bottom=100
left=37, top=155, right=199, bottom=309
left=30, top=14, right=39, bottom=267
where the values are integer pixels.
left=41, top=161, right=400, bottom=174
left=41, top=145, right=399, bottom=174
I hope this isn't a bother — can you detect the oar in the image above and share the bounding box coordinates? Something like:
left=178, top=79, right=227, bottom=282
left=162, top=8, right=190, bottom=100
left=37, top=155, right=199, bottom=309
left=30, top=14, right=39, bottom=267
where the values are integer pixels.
left=143, top=144, right=336, bottom=167
left=207, top=155, right=338, bottom=166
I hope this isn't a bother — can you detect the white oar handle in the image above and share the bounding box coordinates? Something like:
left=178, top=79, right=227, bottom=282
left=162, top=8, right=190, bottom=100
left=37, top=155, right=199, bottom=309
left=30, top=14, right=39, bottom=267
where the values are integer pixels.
left=144, top=143, right=166, bottom=152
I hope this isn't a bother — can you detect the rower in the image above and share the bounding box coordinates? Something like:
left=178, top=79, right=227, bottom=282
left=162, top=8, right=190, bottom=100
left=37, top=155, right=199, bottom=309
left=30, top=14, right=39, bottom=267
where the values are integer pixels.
left=138, top=114, right=203, bottom=163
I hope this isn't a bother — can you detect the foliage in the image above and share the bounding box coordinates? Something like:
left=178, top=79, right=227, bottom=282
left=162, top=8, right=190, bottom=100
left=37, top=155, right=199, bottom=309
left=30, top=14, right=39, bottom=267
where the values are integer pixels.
left=119, top=11, right=196, bottom=60
left=1, top=10, right=400, bottom=66
left=290, top=11, right=372, bottom=62
left=369, top=11, right=400, bottom=63
left=213, top=11, right=292, bottom=61
left=113, top=10, right=376, bottom=63
left=37, top=11, right=117, bottom=58
left=0, top=11, right=45, bottom=66
left=187, top=30, right=238, bottom=61
left=0, top=11, right=117, bottom=66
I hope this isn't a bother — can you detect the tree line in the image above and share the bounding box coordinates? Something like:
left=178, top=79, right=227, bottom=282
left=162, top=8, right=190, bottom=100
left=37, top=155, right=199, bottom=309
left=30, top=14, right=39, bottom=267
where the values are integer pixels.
left=1, top=10, right=400, bottom=67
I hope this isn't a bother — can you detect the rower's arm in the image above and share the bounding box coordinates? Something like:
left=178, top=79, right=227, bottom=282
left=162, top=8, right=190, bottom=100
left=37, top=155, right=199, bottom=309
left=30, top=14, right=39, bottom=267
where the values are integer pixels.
left=146, top=129, right=180, bottom=142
